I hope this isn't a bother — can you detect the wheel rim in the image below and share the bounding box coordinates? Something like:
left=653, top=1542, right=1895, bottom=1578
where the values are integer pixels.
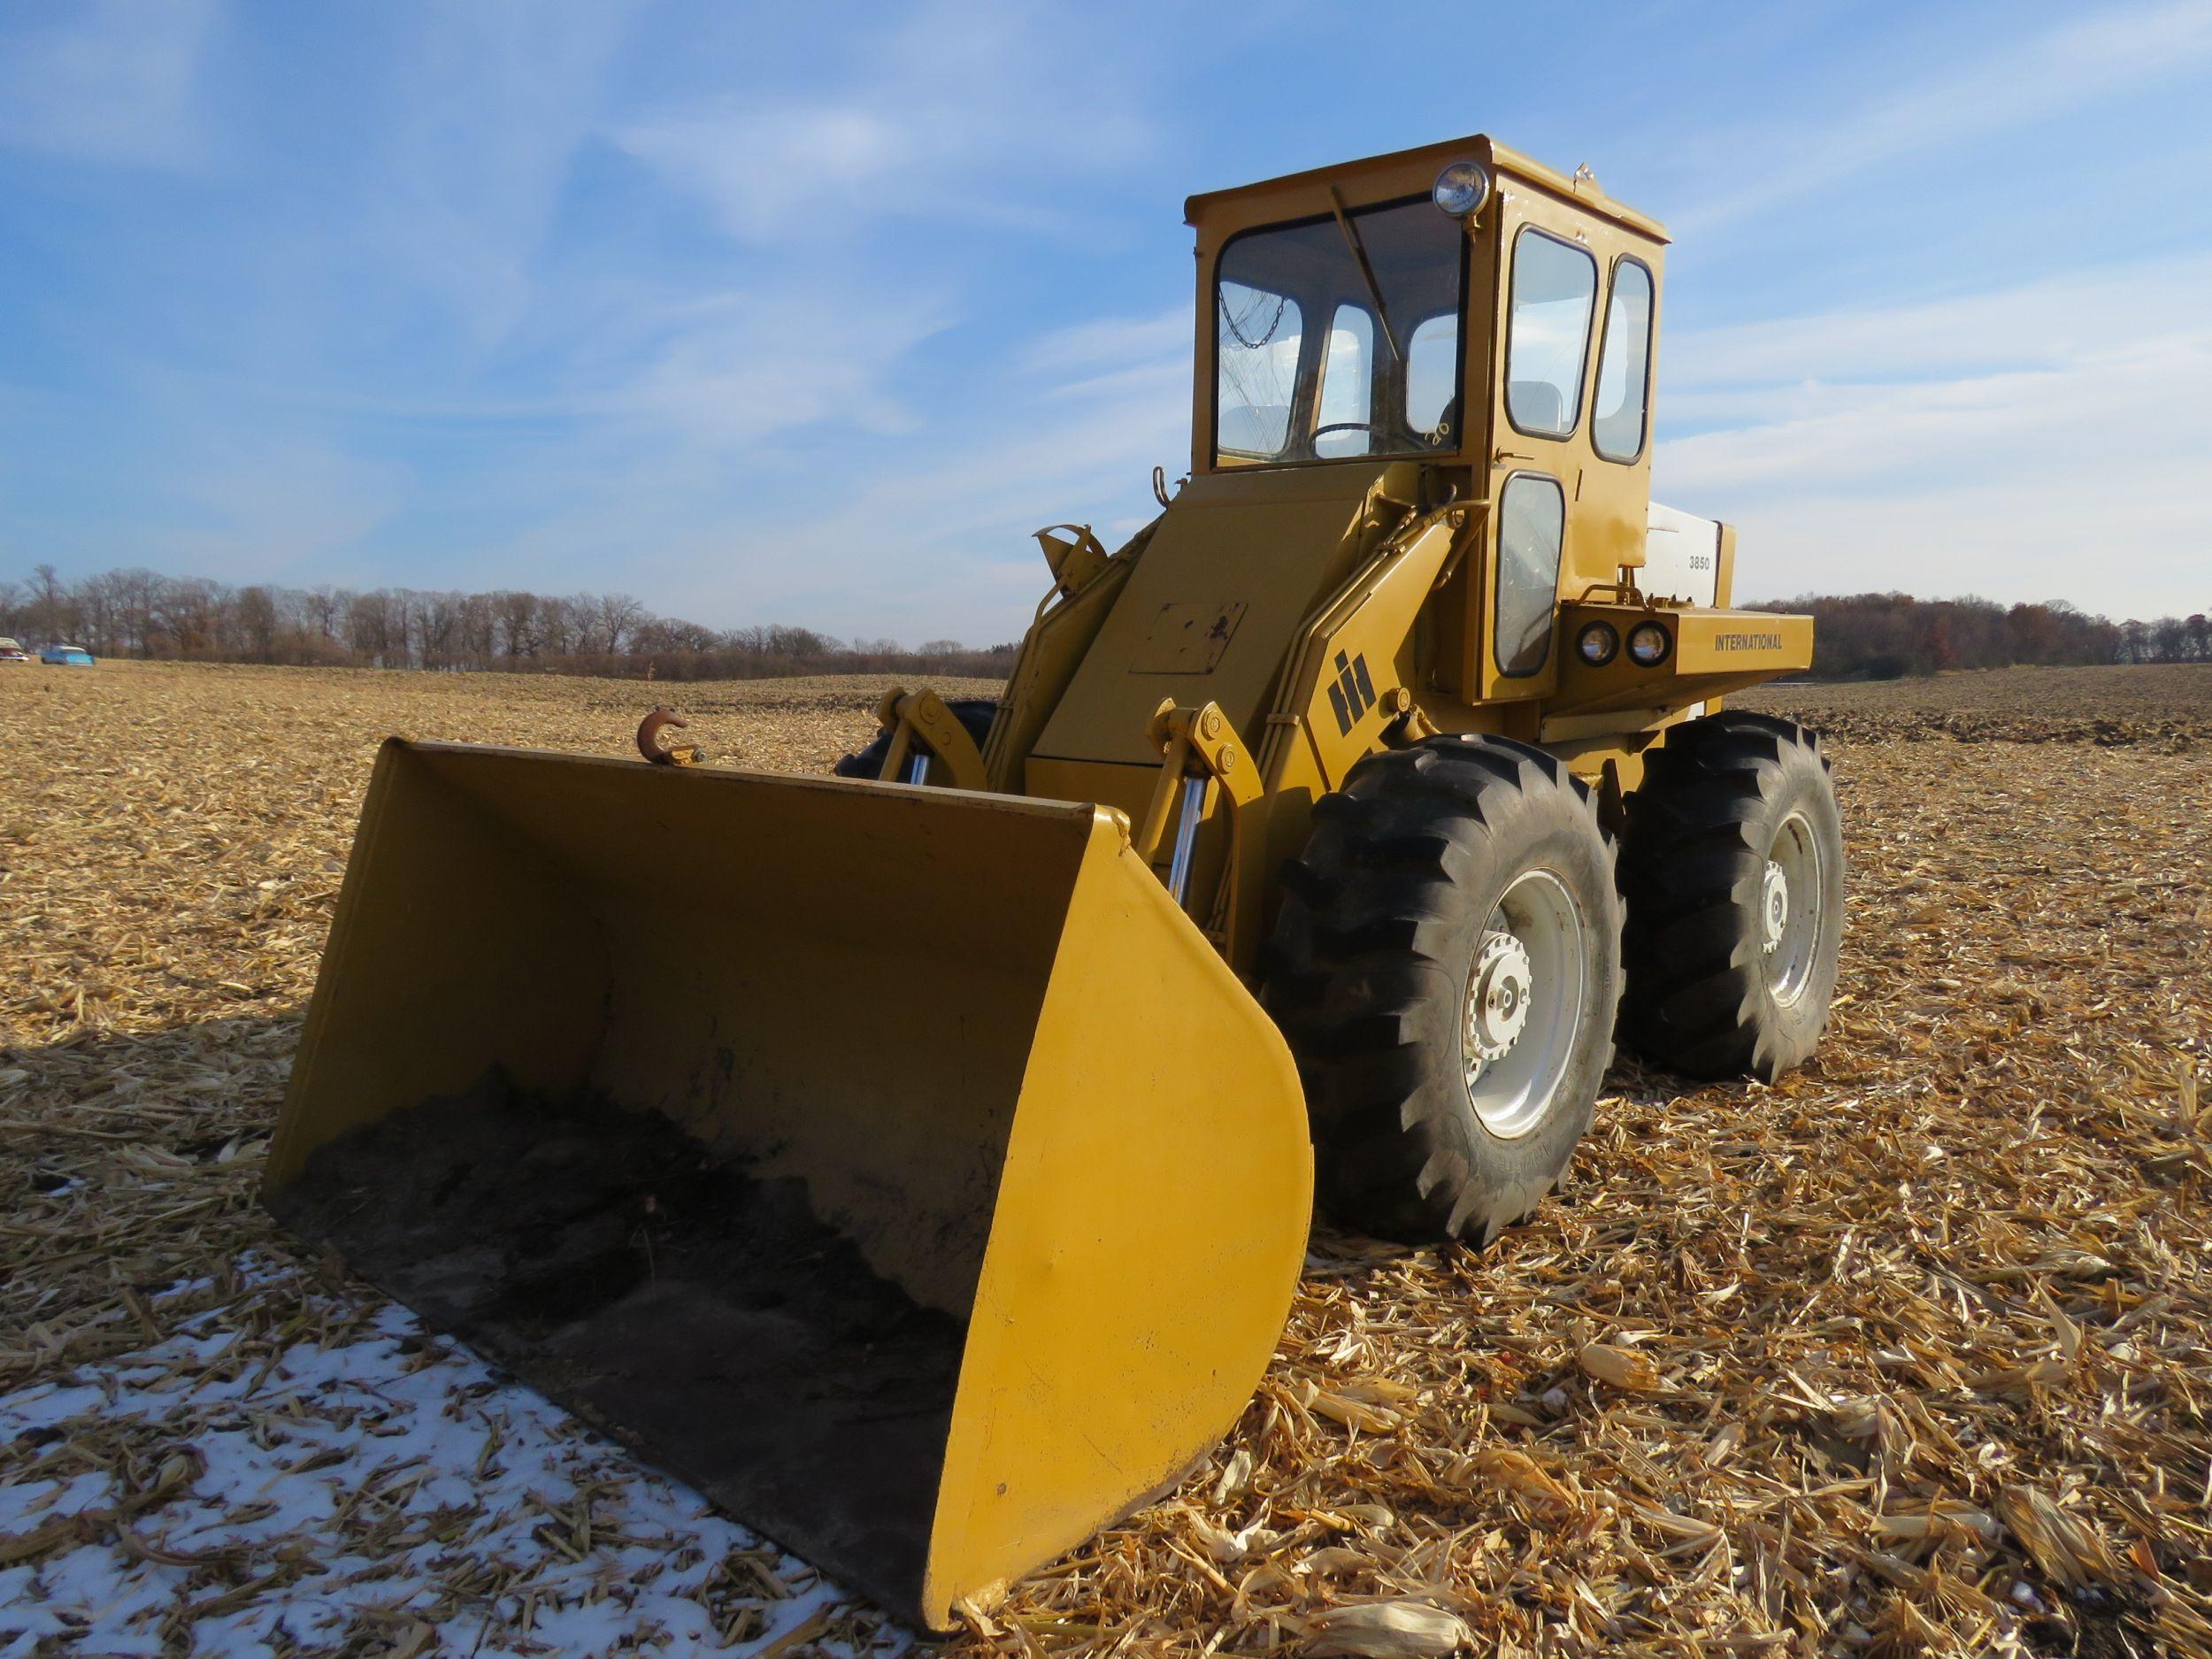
left=1763, top=810, right=1824, bottom=1007
left=1463, top=869, right=1586, bottom=1140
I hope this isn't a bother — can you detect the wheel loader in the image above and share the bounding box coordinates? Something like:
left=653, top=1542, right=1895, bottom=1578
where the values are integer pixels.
left=263, top=134, right=1843, bottom=1630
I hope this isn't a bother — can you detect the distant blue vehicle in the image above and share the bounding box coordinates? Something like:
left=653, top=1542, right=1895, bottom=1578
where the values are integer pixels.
left=41, top=643, right=94, bottom=666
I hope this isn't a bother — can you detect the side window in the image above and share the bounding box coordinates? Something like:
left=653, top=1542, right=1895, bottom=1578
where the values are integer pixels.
left=1216, top=280, right=1304, bottom=458
left=1593, top=260, right=1654, bottom=462
left=1314, top=304, right=1373, bottom=457
left=1505, top=229, right=1598, bottom=438
left=1404, top=314, right=1459, bottom=438
left=1494, top=473, right=1565, bottom=677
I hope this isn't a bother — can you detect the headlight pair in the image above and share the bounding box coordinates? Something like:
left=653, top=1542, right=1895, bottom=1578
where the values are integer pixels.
left=1575, top=619, right=1672, bottom=668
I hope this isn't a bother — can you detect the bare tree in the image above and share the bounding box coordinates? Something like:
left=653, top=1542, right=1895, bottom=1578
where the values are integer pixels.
left=301, top=587, right=342, bottom=642
left=237, top=586, right=280, bottom=662
left=156, top=577, right=224, bottom=657
left=490, top=590, right=536, bottom=660
left=594, top=591, right=645, bottom=656
left=73, top=572, right=127, bottom=656
left=113, top=569, right=161, bottom=657
left=418, top=591, right=462, bottom=667
left=634, top=615, right=720, bottom=653
left=456, top=592, right=497, bottom=667
left=29, top=564, right=73, bottom=643
left=346, top=590, right=397, bottom=665
left=764, top=625, right=832, bottom=657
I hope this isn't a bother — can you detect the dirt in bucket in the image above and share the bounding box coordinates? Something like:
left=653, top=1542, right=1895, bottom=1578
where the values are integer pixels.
left=268, top=1080, right=968, bottom=1613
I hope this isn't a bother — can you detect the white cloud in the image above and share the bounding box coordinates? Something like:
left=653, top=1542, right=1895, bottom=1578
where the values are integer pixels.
left=1665, top=255, right=2212, bottom=391
left=0, top=0, right=1181, bottom=639
left=611, top=0, right=1154, bottom=243
left=520, top=0, right=1179, bottom=624
left=467, top=313, right=1193, bottom=642
left=1676, top=0, right=2212, bottom=232
left=732, top=367, right=1189, bottom=641
left=614, top=102, right=907, bottom=245
left=647, top=297, right=1199, bottom=638
left=364, top=3, right=641, bottom=343
left=0, top=0, right=217, bottom=169
left=610, top=282, right=953, bottom=448
left=1018, top=308, right=1190, bottom=378
left=158, top=433, right=411, bottom=584
left=1655, top=257, right=2212, bottom=618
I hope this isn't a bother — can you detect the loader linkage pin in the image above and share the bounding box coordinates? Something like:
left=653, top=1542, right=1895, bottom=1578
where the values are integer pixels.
left=870, top=687, right=989, bottom=791
left=1136, top=699, right=1264, bottom=933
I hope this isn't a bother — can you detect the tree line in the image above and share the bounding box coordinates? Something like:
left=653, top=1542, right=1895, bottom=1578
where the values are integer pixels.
left=0, top=564, right=1017, bottom=681
left=3, top=563, right=2204, bottom=685
left=1752, top=593, right=2210, bottom=680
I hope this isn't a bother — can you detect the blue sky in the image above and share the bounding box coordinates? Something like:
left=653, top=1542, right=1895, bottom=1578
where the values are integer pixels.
left=3, top=0, right=2208, bottom=644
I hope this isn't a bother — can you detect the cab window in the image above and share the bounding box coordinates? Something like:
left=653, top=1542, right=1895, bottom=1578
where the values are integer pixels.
left=1593, top=259, right=1654, bottom=462
left=1505, top=228, right=1597, bottom=439
left=1404, top=314, right=1458, bottom=438
left=1314, top=304, right=1374, bottom=457
left=1494, top=473, right=1565, bottom=676
left=1212, top=195, right=1466, bottom=465
left=1216, top=280, right=1303, bottom=458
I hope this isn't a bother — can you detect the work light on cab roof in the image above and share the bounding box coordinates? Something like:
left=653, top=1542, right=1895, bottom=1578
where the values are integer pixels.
left=1432, top=158, right=1490, bottom=218
left=263, top=130, right=1846, bottom=1634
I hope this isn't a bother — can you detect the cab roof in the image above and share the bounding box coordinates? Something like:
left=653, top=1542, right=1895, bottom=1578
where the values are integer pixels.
left=1184, top=133, right=1667, bottom=245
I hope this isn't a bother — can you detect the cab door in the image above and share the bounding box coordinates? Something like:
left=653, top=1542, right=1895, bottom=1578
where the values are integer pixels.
left=1474, top=197, right=1603, bottom=703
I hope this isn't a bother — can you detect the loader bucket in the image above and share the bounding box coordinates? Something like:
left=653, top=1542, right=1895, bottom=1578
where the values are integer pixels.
left=263, top=739, right=1312, bottom=1630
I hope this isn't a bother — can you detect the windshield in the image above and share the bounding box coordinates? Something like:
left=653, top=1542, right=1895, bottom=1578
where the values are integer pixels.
left=1214, top=195, right=1466, bottom=466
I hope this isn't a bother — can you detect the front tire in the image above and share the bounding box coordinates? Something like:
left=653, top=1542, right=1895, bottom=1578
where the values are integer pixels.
left=1618, top=711, right=1845, bottom=1079
left=1262, top=737, right=1624, bottom=1246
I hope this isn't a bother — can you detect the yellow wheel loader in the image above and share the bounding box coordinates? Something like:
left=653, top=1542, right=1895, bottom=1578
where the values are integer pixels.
left=264, top=134, right=1843, bottom=1630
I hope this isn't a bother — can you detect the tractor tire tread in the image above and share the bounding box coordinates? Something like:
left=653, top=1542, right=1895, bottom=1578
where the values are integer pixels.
left=1263, top=735, right=1622, bottom=1244
left=1618, top=710, right=1842, bottom=1081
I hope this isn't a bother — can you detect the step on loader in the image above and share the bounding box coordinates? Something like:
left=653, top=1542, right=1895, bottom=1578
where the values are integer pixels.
left=265, top=134, right=1844, bottom=1630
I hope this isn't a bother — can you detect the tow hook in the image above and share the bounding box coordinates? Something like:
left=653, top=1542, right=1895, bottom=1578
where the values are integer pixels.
left=636, top=709, right=706, bottom=767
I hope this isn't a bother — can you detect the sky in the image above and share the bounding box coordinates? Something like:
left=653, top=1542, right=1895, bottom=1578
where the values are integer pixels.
left=2, top=0, right=2208, bottom=645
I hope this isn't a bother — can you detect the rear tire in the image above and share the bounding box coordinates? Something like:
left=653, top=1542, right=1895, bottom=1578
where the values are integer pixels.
left=1618, top=711, right=1844, bottom=1080
left=833, top=699, right=997, bottom=782
left=1262, top=736, right=1624, bottom=1246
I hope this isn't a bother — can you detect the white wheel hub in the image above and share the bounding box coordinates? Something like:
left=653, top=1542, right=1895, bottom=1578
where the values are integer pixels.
left=1764, top=810, right=1825, bottom=1007
left=1461, top=870, right=1587, bottom=1141
left=1465, top=931, right=1534, bottom=1063
left=1761, top=859, right=1789, bottom=955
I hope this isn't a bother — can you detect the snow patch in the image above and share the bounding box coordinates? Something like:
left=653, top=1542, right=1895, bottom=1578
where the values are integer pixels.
left=0, top=1283, right=903, bottom=1656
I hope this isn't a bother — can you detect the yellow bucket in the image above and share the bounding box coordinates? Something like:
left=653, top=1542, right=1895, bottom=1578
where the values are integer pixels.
left=264, top=739, right=1311, bottom=1627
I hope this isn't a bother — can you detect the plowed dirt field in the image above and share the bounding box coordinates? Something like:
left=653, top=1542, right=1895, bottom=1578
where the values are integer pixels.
left=3, top=660, right=2207, bottom=1657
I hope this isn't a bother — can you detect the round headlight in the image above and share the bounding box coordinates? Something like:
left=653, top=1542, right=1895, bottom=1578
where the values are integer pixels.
left=1627, top=621, right=1672, bottom=666
left=1576, top=621, right=1619, bottom=666
left=1432, top=160, right=1491, bottom=219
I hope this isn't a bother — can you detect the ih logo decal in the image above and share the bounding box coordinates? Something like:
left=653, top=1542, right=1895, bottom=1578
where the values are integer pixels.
left=1325, top=650, right=1377, bottom=735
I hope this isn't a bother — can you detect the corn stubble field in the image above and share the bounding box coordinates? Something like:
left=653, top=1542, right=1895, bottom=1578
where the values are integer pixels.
left=2, top=660, right=2208, bottom=1658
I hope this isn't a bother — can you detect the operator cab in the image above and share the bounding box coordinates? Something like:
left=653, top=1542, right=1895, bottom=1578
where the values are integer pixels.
left=1188, top=134, right=1667, bottom=490
left=1187, top=135, right=1678, bottom=701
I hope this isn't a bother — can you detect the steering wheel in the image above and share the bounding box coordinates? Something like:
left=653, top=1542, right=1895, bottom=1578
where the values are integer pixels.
left=1308, top=419, right=1453, bottom=454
